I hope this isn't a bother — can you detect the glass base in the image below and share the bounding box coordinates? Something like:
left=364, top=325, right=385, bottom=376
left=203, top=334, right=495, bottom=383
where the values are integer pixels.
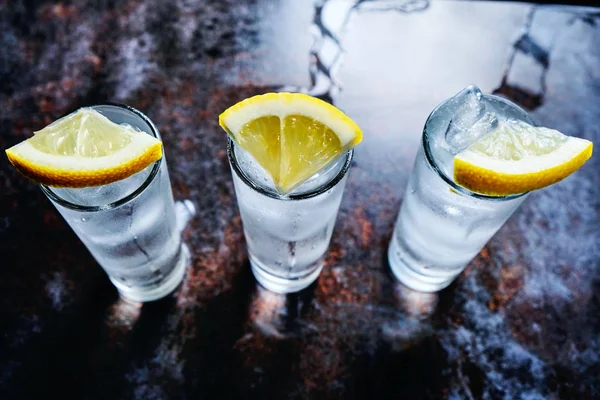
left=249, top=255, right=323, bottom=294
left=387, top=244, right=457, bottom=293
left=111, top=244, right=190, bottom=302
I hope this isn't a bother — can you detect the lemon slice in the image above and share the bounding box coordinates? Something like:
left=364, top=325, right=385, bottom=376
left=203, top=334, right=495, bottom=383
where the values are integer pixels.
left=5, top=108, right=163, bottom=188
left=219, top=92, right=362, bottom=193
left=454, top=121, right=593, bottom=196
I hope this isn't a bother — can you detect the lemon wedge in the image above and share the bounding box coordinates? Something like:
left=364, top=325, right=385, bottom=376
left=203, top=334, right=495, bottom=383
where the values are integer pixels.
left=219, top=92, right=362, bottom=193
left=5, top=108, right=163, bottom=188
left=454, top=121, right=593, bottom=196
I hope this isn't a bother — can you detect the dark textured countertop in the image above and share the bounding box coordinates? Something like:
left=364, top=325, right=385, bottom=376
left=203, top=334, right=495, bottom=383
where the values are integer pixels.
left=1, top=1, right=599, bottom=399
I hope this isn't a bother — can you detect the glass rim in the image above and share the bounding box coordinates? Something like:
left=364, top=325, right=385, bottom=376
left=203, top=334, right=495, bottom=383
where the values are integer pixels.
left=423, top=93, right=534, bottom=202
left=227, top=136, right=353, bottom=201
left=40, top=103, right=162, bottom=212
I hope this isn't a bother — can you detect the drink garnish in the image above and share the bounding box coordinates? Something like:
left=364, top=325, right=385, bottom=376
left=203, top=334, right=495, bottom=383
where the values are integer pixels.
left=454, top=120, right=592, bottom=196
left=5, top=108, right=162, bottom=188
left=219, top=92, right=362, bottom=194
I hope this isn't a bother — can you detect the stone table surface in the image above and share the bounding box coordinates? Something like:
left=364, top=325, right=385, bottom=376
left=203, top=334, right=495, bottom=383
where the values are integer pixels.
left=1, top=1, right=599, bottom=399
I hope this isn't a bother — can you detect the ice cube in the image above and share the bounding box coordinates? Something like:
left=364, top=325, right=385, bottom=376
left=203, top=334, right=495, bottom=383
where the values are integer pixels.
left=443, top=85, right=499, bottom=154
left=288, top=155, right=344, bottom=195
left=235, top=146, right=277, bottom=191
left=445, top=111, right=499, bottom=154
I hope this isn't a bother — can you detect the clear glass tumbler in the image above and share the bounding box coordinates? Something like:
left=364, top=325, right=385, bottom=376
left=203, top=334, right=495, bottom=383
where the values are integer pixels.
left=42, top=104, right=188, bottom=302
left=388, top=86, right=534, bottom=292
left=228, top=137, right=353, bottom=293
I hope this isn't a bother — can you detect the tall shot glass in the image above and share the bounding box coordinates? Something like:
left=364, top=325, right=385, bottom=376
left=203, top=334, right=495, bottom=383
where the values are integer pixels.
left=42, top=104, right=189, bottom=302
left=388, top=86, right=534, bottom=292
left=228, top=138, right=353, bottom=294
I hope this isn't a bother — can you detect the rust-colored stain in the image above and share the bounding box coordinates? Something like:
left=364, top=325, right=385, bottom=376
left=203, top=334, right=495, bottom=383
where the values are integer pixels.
left=349, top=207, right=374, bottom=249
left=40, top=4, right=76, bottom=20
left=316, top=265, right=372, bottom=306
left=488, top=265, right=524, bottom=312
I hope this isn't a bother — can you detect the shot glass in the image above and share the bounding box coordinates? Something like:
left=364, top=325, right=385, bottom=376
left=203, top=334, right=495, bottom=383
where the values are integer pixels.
left=228, top=137, right=353, bottom=293
left=42, top=104, right=188, bottom=302
left=388, top=86, right=534, bottom=292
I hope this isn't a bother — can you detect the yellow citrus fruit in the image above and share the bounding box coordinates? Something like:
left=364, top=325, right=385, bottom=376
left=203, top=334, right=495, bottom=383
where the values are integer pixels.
left=5, top=108, right=162, bottom=188
left=219, top=92, right=362, bottom=193
left=454, top=121, right=593, bottom=196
